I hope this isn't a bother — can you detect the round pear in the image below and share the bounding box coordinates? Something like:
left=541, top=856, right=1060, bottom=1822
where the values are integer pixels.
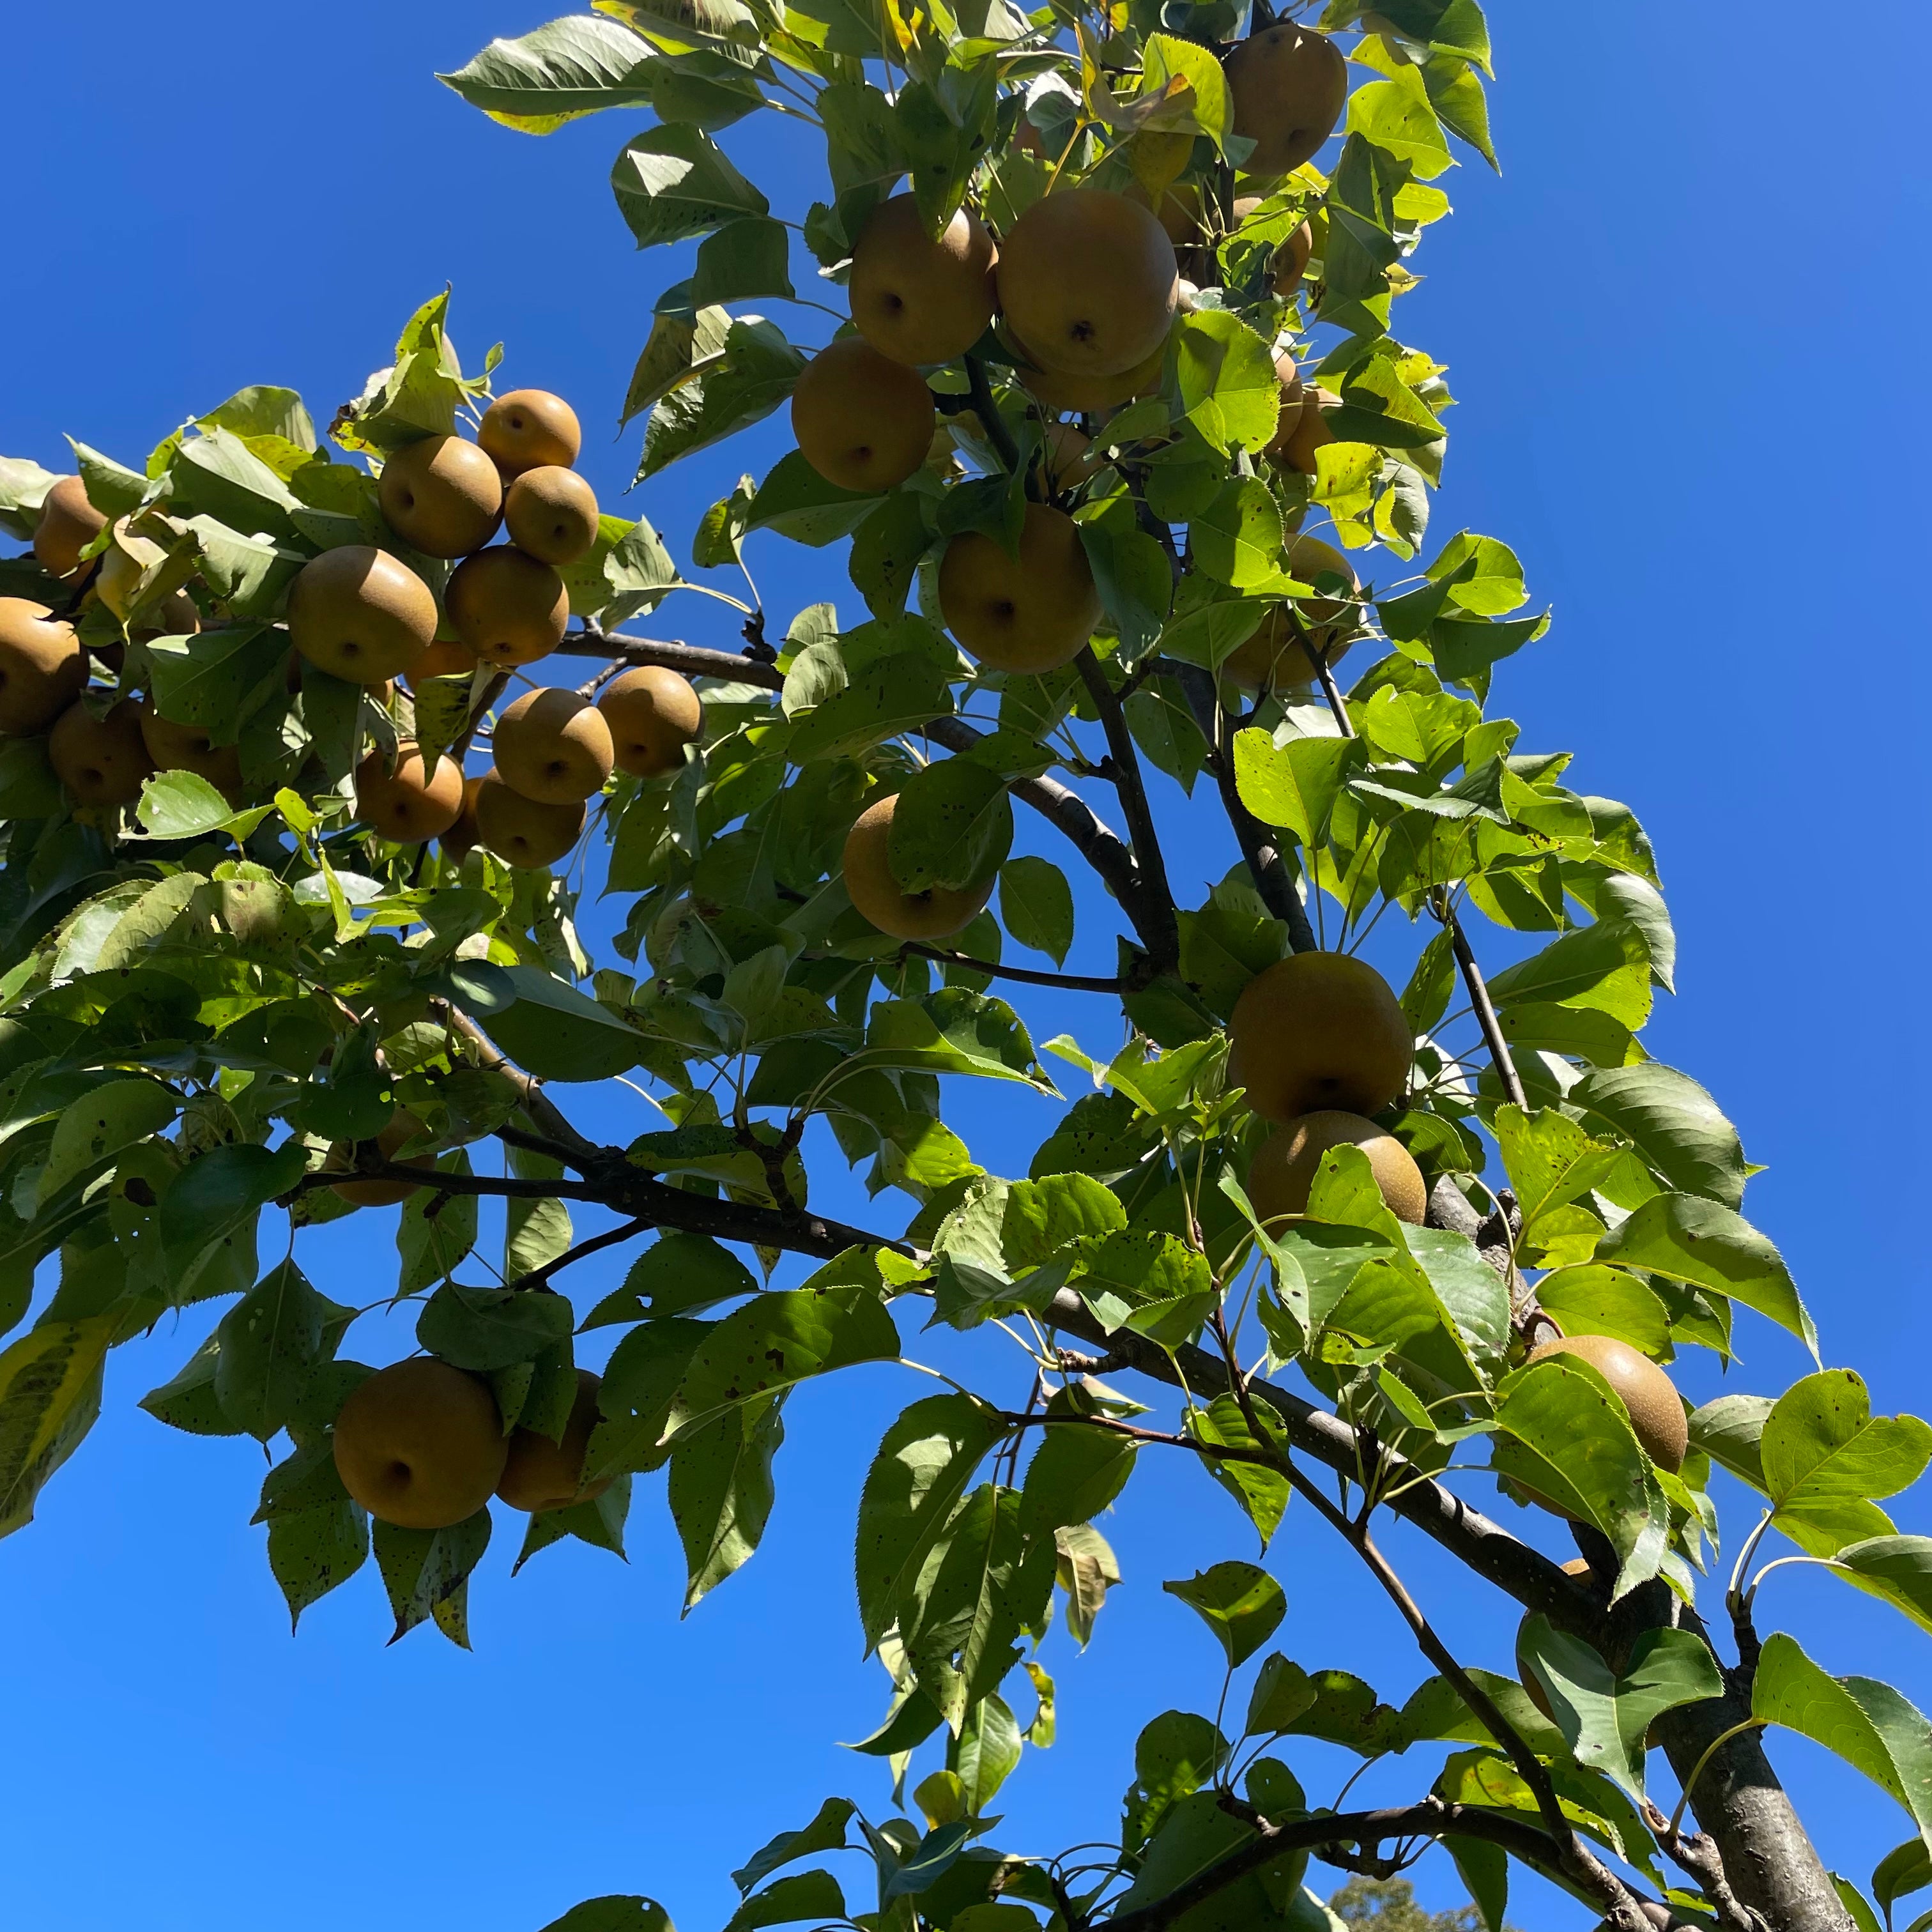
left=599, top=665, right=703, bottom=778
left=496, top=1369, right=614, bottom=1513
left=1526, top=1334, right=1689, bottom=1473
left=139, top=701, right=241, bottom=795
left=939, top=502, right=1101, bottom=674
left=49, top=698, right=153, bottom=807
left=129, top=589, right=201, bottom=645
left=445, top=547, right=570, bottom=668
left=504, top=466, right=600, bottom=567
left=287, top=546, right=438, bottom=685
left=849, top=194, right=999, bottom=367
left=408, top=638, right=480, bottom=684
left=1014, top=332, right=1165, bottom=417
left=1261, top=351, right=1307, bottom=461
left=1227, top=25, right=1349, bottom=178
left=995, top=189, right=1177, bottom=379
left=791, top=338, right=936, bottom=493
left=1229, top=953, right=1413, bottom=1123
left=331, top=1357, right=506, bottom=1530
left=378, top=434, right=503, bottom=558
left=473, top=770, right=586, bottom=869
left=1041, top=422, right=1098, bottom=493
left=0, top=599, right=86, bottom=734
left=1248, top=1111, right=1427, bottom=1229
left=33, top=475, right=106, bottom=581
left=1275, top=387, right=1336, bottom=474
left=1225, top=537, right=1361, bottom=691
left=356, top=743, right=467, bottom=843
left=1275, top=219, right=1315, bottom=295
left=442, top=774, right=486, bottom=861
left=842, top=793, right=994, bottom=942
left=327, top=1108, right=436, bottom=1207
left=479, top=388, right=583, bottom=477
left=493, top=687, right=614, bottom=803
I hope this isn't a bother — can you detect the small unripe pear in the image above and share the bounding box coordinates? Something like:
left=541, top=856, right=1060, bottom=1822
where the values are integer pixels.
left=326, top=1109, right=436, bottom=1208
left=140, top=700, right=242, bottom=797
left=1248, top=1112, right=1427, bottom=1227
left=1229, top=954, right=1413, bottom=1123
left=473, top=770, right=586, bottom=869
left=356, top=744, right=467, bottom=843
left=497, top=1370, right=614, bottom=1513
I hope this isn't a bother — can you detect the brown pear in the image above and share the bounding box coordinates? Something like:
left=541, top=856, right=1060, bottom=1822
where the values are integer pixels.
left=139, top=700, right=242, bottom=796
left=1248, top=1111, right=1426, bottom=1229
left=326, top=1109, right=438, bottom=1207
left=479, top=389, right=583, bottom=477
left=938, top=502, right=1101, bottom=673
left=1227, top=25, right=1349, bottom=177
left=1225, top=534, right=1361, bottom=691
left=287, top=545, right=439, bottom=685
left=129, top=590, right=201, bottom=644
left=493, top=686, right=614, bottom=803
left=848, top=194, right=999, bottom=367
left=441, top=774, right=486, bottom=860
left=0, top=599, right=86, bottom=734
left=378, top=434, right=503, bottom=558
left=331, top=1357, right=506, bottom=1529
left=496, top=1369, right=614, bottom=1513
left=1013, top=331, right=1165, bottom=417
left=995, top=189, right=1177, bottom=379
left=791, top=338, right=936, bottom=493
left=1229, top=953, right=1413, bottom=1123
left=598, top=665, right=703, bottom=778
left=842, top=793, right=994, bottom=941
left=445, top=547, right=569, bottom=668
left=504, top=466, right=600, bottom=567
left=1274, top=219, right=1315, bottom=295
left=407, top=638, right=480, bottom=684
left=356, top=744, right=467, bottom=843
left=49, top=698, right=154, bottom=807
left=473, top=770, right=586, bottom=869
left=1261, top=351, right=1307, bottom=461
left=33, top=475, right=107, bottom=581
left=1041, top=422, right=1098, bottom=493
left=1526, top=1334, right=1689, bottom=1472
left=1275, top=387, right=1336, bottom=475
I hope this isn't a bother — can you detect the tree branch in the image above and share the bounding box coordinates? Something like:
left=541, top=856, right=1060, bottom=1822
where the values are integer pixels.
left=561, top=626, right=786, bottom=690
left=894, top=941, right=1125, bottom=994
left=1437, top=896, right=1526, bottom=1111
left=502, top=1216, right=652, bottom=1296
left=964, top=353, right=1021, bottom=473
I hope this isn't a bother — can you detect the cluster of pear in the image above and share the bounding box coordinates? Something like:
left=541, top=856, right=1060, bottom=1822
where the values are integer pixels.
left=331, top=1356, right=611, bottom=1529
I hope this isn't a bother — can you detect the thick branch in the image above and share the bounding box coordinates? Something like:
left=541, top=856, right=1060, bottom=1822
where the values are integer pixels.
left=963, top=353, right=1021, bottom=473
left=562, top=626, right=785, bottom=690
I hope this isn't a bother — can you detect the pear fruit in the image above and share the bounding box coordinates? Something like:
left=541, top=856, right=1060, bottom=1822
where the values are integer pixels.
left=479, top=388, right=583, bottom=477
left=33, top=475, right=106, bottom=581
left=129, top=590, right=201, bottom=644
left=1526, top=1334, right=1689, bottom=1472
left=939, top=502, right=1101, bottom=673
left=331, top=1357, right=506, bottom=1530
left=49, top=698, right=154, bottom=807
left=356, top=743, right=467, bottom=843
left=139, top=701, right=242, bottom=796
left=1225, top=535, right=1361, bottom=691
left=1261, top=351, right=1307, bottom=461
left=504, top=466, right=600, bottom=567
left=1229, top=953, right=1413, bottom=1123
left=598, top=665, right=703, bottom=778
left=407, top=638, right=480, bottom=684
left=848, top=194, right=999, bottom=367
left=442, top=774, right=485, bottom=861
left=1227, top=25, right=1349, bottom=177
left=1275, top=386, right=1335, bottom=474
left=0, top=599, right=86, bottom=734
left=287, top=546, right=439, bottom=685
left=1274, top=219, right=1315, bottom=295
left=473, top=770, right=586, bottom=869
left=842, top=792, right=994, bottom=941
left=791, top=338, right=936, bottom=493
left=1249, top=1111, right=1426, bottom=1229
left=496, top=1369, right=614, bottom=1513
left=378, top=434, right=503, bottom=558
left=445, top=547, right=569, bottom=668
left=995, top=189, right=1177, bottom=379
left=1013, top=331, right=1165, bottom=417
left=326, top=1108, right=438, bottom=1206
left=493, top=687, right=614, bottom=803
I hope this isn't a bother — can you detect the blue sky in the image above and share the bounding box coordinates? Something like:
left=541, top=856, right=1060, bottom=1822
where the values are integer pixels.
left=2, top=3, right=1928, bottom=1928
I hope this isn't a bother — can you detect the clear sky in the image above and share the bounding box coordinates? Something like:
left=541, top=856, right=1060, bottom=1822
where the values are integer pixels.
left=1, top=4, right=1927, bottom=1929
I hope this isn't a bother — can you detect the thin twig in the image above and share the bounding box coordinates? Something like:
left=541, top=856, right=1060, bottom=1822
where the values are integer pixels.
left=1435, top=896, right=1527, bottom=1111
left=894, top=941, right=1124, bottom=993
left=964, top=353, right=1022, bottom=473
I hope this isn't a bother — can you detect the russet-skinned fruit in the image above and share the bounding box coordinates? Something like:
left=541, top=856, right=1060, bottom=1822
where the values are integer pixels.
left=995, top=189, right=1177, bottom=379
left=1227, top=25, right=1349, bottom=177
left=790, top=338, right=936, bottom=493
left=938, top=502, right=1101, bottom=674
left=1261, top=350, right=1306, bottom=461
left=1229, top=953, right=1413, bottom=1123
left=408, top=638, right=480, bottom=684
left=442, top=774, right=485, bottom=860
left=1526, top=1333, right=1689, bottom=1472
left=139, top=700, right=241, bottom=796
left=492, top=686, right=614, bottom=803
left=0, top=598, right=86, bottom=734
left=287, top=546, right=439, bottom=685
left=33, top=475, right=107, bottom=581
left=356, top=744, right=467, bottom=843
left=598, top=665, right=702, bottom=778
left=1248, top=1110, right=1427, bottom=1228
left=331, top=1357, right=506, bottom=1529
left=326, top=1108, right=437, bottom=1206
left=848, top=194, right=998, bottom=367
left=841, top=793, right=994, bottom=941
left=1224, top=533, right=1360, bottom=691
left=479, top=388, right=582, bottom=477
left=49, top=698, right=153, bottom=806
left=473, top=770, right=586, bottom=869
left=496, top=1370, right=614, bottom=1513
left=445, top=547, right=569, bottom=668
left=504, top=466, right=599, bottom=567
left=378, top=434, right=503, bottom=558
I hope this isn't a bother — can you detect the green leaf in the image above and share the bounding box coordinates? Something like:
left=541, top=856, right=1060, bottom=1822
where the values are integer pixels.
left=1754, top=1632, right=1932, bottom=1855
left=1176, top=310, right=1278, bottom=456
left=539, top=1901, right=675, bottom=1932
left=1163, top=1561, right=1286, bottom=1668
left=140, top=1337, right=249, bottom=1438
left=130, top=769, right=273, bottom=844
left=1597, top=1194, right=1816, bottom=1358
left=785, top=650, right=951, bottom=763
left=1535, top=1265, right=1672, bottom=1358
left=1246, top=1653, right=1318, bottom=1735
left=1020, top=1395, right=1136, bottom=1537
left=722, top=1871, right=846, bottom=1932
left=36, top=1077, right=176, bottom=1208
left=373, top=1510, right=492, bottom=1645
left=479, top=965, right=646, bottom=1082
left=1232, top=728, right=1356, bottom=847
left=692, top=216, right=796, bottom=303
left=440, top=17, right=659, bottom=132
left=586, top=1231, right=756, bottom=1326
left=950, top=1695, right=1023, bottom=1813
left=1873, top=1838, right=1932, bottom=1922
left=733, top=1798, right=856, bottom=1895
left=213, top=1261, right=353, bottom=1440
left=266, top=1494, right=369, bottom=1629
left=858, top=988, right=1050, bottom=1091
left=1192, top=478, right=1285, bottom=590
left=584, top=1316, right=712, bottom=1481
left=417, top=1280, right=574, bottom=1373
left=1492, top=1104, right=1622, bottom=1230
left=1759, top=1370, right=1932, bottom=1557
left=889, top=760, right=1013, bottom=894
left=160, top=1142, right=306, bottom=1303
left=1187, top=1393, right=1292, bottom=1551
left=394, top=1153, right=479, bottom=1296
left=0, top=1316, right=114, bottom=1537
left=640, top=317, right=804, bottom=479
left=611, top=123, right=769, bottom=245
left=1833, top=1538, right=1932, bottom=1641
left=746, top=448, right=881, bottom=545
left=1570, top=1063, right=1747, bottom=1209
left=1484, top=919, right=1652, bottom=1029
left=142, top=622, right=286, bottom=735
left=670, top=1397, right=785, bottom=1607
left=1055, top=1521, right=1121, bottom=1648
left=999, top=857, right=1073, bottom=966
